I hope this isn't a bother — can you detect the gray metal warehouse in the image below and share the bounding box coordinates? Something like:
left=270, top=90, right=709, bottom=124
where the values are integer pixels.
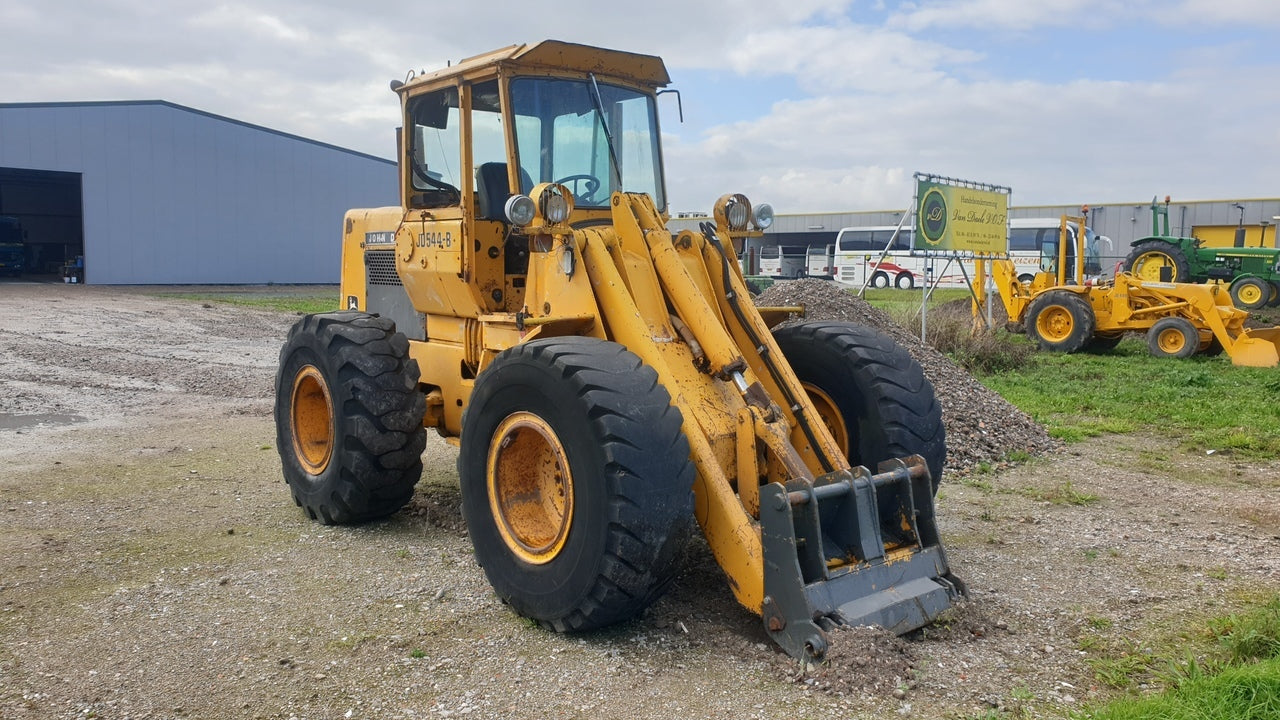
left=0, top=100, right=396, bottom=284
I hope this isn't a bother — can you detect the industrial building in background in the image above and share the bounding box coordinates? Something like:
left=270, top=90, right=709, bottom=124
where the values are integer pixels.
left=672, top=197, right=1280, bottom=279
left=1, top=100, right=1274, bottom=286
left=0, top=101, right=396, bottom=284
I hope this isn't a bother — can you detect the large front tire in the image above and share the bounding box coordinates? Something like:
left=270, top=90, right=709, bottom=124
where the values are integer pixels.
left=1229, top=276, right=1270, bottom=311
left=1026, top=291, right=1096, bottom=353
left=772, top=322, right=946, bottom=491
left=1147, top=316, right=1199, bottom=359
left=274, top=312, right=426, bottom=524
left=459, top=338, right=693, bottom=632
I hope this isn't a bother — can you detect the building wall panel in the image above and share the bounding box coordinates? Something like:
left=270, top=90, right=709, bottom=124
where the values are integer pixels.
left=0, top=101, right=396, bottom=284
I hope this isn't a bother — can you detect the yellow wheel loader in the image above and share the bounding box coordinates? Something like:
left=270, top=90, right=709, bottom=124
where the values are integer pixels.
left=978, top=217, right=1280, bottom=367
left=273, top=41, right=964, bottom=660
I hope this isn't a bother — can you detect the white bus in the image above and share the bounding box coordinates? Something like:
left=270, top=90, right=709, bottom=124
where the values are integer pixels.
left=830, top=219, right=1113, bottom=289
left=831, top=226, right=929, bottom=288
left=757, top=245, right=807, bottom=278
left=806, top=245, right=835, bottom=278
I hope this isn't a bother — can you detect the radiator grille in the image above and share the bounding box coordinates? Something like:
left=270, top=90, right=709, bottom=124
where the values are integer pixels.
left=365, top=250, right=401, bottom=286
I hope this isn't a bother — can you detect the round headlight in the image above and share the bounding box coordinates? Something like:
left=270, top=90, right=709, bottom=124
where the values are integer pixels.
left=753, top=203, right=774, bottom=230
left=542, top=188, right=570, bottom=224
left=726, top=198, right=750, bottom=231
left=504, top=195, right=536, bottom=227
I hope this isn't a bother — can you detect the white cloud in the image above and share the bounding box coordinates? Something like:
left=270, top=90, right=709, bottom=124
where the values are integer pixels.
left=666, top=64, right=1277, bottom=212
left=888, top=0, right=1280, bottom=31
left=723, top=24, right=981, bottom=93
left=888, top=0, right=1119, bottom=32
left=1174, top=0, right=1280, bottom=24
left=0, top=0, right=1277, bottom=217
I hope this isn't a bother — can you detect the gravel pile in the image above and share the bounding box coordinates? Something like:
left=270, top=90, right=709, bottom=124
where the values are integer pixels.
left=754, top=279, right=1057, bottom=475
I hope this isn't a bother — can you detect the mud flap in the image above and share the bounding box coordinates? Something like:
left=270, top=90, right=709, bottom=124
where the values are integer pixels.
left=758, top=456, right=965, bottom=660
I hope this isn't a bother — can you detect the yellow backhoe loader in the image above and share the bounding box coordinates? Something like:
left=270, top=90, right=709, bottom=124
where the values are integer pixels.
left=274, top=41, right=963, bottom=660
left=977, top=217, right=1280, bottom=367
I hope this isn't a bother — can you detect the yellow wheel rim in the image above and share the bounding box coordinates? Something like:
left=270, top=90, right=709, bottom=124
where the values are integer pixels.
left=1036, top=305, right=1075, bottom=342
left=1236, top=283, right=1264, bottom=306
left=487, top=412, right=573, bottom=565
left=1156, top=327, right=1188, bottom=354
left=802, top=382, right=849, bottom=457
left=1131, top=252, right=1177, bottom=281
left=291, top=365, right=334, bottom=475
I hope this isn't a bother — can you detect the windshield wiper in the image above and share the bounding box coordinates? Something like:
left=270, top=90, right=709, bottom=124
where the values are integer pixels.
left=588, top=73, right=622, bottom=191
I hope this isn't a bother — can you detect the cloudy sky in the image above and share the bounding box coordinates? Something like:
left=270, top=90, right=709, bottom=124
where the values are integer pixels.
left=2, top=0, right=1277, bottom=214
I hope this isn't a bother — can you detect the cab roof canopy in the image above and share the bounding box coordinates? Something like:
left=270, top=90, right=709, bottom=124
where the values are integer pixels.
left=398, top=40, right=671, bottom=92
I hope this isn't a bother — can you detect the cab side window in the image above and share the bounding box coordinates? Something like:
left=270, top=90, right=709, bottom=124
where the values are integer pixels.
left=406, top=87, right=462, bottom=208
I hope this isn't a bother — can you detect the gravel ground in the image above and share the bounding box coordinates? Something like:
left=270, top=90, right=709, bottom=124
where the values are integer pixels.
left=2, top=281, right=1278, bottom=720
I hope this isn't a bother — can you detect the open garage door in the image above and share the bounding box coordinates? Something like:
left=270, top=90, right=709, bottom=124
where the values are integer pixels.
left=0, top=167, right=83, bottom=280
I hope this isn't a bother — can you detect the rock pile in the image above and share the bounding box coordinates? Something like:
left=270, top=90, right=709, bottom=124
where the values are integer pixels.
left=754, top=279, right=1056, bottom=474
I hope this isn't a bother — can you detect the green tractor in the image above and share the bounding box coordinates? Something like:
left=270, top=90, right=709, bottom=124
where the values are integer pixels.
left=1122, top=197, right=1280, bottom=310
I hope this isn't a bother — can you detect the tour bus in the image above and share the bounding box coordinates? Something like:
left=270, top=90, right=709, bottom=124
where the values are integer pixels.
left=830, top=219, right=1113, bottom=289
left=757, top=245, right=807, bottom=278
left=830, top=226, right=931, bottom=288
left=805, top=245, right=835, bottom=278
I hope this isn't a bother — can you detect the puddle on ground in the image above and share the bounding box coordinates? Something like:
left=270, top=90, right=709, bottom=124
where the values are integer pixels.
left=0, top=413, right=86, bottom=431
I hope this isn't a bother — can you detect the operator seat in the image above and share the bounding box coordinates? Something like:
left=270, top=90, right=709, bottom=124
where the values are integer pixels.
left=475, top=162, right=533, bottom=221
left=475, top=162, right=534, bottom=275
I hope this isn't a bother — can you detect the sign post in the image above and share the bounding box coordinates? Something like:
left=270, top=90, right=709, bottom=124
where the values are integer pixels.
left=912, top=173, right=1011, bottom=342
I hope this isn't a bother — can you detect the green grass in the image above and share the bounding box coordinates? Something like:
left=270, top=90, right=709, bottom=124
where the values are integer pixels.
left=153, top=290, right=339, bottom=315
left=1021, top=480, right=1099, bottom=506
left=1080, top=657, right=1280, bottom=720
left=861, top=287, right=971, bottom=319
left=857, top=292, right=1280, bottom=459
left=977, top=337, right=1280, bottom=458
left=1077, top=596, right=1280, bottom=718
left=1210, top=597, right=1280, bottom=664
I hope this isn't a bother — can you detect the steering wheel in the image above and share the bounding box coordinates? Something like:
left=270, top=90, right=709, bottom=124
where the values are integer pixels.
left=553, top=174, right=601, bottom=204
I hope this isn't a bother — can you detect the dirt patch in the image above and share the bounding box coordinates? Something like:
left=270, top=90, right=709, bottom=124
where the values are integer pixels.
left=2, top=282, right=1279, bottom=720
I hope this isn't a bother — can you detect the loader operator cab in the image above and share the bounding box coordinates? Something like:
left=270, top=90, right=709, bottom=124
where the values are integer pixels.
left=400, top=60, right=667, bottom=287
left=404, top=73, right=665, bottom=217
left=1037, top=221, right=1103, bottom=282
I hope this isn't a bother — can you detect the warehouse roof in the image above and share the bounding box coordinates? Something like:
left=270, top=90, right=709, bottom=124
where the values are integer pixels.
left=0, top=99, right=395, bottom=166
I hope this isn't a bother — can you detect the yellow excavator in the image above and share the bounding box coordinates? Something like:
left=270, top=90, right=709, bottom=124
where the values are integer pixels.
left=977, top=216, right=1280, bottom=367
left=273, top=41, right=964, bottom=660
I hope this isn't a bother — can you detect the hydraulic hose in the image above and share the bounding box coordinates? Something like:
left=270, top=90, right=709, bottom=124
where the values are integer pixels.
left=700, top=223, right=837, bottom=475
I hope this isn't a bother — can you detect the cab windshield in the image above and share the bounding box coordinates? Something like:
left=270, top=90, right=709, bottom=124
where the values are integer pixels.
left=509, top=77, right=664, bottom=210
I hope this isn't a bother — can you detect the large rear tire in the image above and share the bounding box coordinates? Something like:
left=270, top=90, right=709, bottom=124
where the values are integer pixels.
left=1026, top=291, right=1096, bottom=353
left=772, top=322, right=946, bottom=492
left=459, top=338, right=694, bottom=632
left=274, top=312, right=426, bottom=525
left=1123, top=240, right=1191, bottom=282
left=1267, top=280, right=1280, bottom=308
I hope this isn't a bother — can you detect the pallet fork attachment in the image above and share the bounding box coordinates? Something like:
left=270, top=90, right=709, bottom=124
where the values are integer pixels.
left=760, top=455, right=965, bottom=659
